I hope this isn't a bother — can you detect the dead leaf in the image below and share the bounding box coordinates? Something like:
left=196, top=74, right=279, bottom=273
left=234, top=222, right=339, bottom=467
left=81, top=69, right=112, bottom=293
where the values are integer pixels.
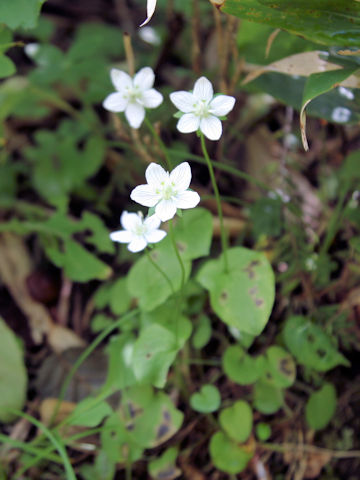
left=48, top=324, right=86, bottom=354
left=40, top=398, right=76, bottom=426
left=0, top=233, right=52, bottom=343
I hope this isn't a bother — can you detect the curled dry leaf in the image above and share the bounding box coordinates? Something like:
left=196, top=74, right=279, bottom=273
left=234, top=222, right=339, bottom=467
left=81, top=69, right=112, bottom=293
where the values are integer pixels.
left=0, top=233, right=52, bottom=343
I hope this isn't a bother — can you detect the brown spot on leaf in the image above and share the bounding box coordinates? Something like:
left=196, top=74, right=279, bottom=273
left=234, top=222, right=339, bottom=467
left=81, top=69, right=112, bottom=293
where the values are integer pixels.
left=157, top=423, right=170, bottom=439
left=255, top=298, right=264, bottom=307
left=176, top=241, right=186, bottom=253
left=279, top=358, right=294, bottom=376
left=249, top=286, right=258, bottom=296
left=220, top=291, right=228, bottom=301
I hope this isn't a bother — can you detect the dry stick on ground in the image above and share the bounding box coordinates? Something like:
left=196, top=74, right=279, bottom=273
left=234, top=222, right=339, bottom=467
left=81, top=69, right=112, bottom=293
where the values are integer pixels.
left=191, top=0, right=201, bottom=74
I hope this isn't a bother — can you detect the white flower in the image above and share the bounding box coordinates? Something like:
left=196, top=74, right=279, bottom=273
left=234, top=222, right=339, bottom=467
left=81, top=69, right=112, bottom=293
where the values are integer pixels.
left=110, top=211, right=166, bottom=253
left=130, top=162, right=200, bottom=222
left=140, top=0, right=157, bottom=27
left=103, top=67, right=163, bottom=129
left=170, top=76, right=235, bottom=141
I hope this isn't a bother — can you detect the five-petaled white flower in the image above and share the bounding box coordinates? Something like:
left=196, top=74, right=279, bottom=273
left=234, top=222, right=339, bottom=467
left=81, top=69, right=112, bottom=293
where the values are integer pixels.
left=110, top=211, right=167, bottom=253
left=103, top=67, right=163, bottom=129
left=170, top=76, right=235, bottom=141
left=140, top=0, right=157, bottom=27
left=130, top=162, right=200, bottom=222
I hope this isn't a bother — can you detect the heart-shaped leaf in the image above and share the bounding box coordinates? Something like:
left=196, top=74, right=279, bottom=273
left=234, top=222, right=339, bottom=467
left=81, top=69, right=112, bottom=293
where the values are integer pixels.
left=190, top=385, right=221, bottom=413
left=209, top=431, right=253, bottom=474
left=219, top=400, right=253, bottom=443
left=197, top=247, right=275, bottom=335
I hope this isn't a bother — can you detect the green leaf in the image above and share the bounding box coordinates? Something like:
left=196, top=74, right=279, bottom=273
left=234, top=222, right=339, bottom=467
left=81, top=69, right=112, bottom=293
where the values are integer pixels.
left=0, top=319, right=27, bottom=422
left=192, top=314, right=212, bottom=349
left=131, top=324, right=177, bottom=388
left=104, top=333, right=138, bottom=390
left=140, top=302, right=192, bottom=348
left=253, top=380, right=283, bottom=414
left=306, top=383, right=337, bottom=431
left=300, top=67, right=358, bottom=149
left=219, top=400, right=253, bottom=443
left=255, top=423, right=272, bottom=441
left=171, top=208, right=213, bottom=260
left=209, top=431, right=253, bottom=474
left=101, top=413, right=143, bottom=464
left=222, top=345, right=265, bottom=385
left=190, top=385, right=221, bottom=413
left=121, top=388, right=184, bottom=449
left=47, top=239, right=112, bottom=282
left=221, top=0, right=360, bottom=48
left=197, top=247, right=275, bottom=335
left=0, top=54, right=15, bottom=78
left=149, top=447, right=181, bottom=480
left=68, top=398, right=112, bottom=427
left=0, top=0, right=46, bottom=29
left=127, top=242, right=191, bottom=312
left=283, top=316, right=350, bottom=371
left=263, top=346, right=296, bottom=388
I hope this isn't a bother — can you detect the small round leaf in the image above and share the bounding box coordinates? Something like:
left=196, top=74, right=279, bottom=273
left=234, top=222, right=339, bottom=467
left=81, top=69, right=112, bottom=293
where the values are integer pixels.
left=305, top=383, right=337, bottom=431
left=209, top=431, right=253, bottom=474
left=219, top=400, right=253, bottom=443
left=190, top=385, right=221, bottom=413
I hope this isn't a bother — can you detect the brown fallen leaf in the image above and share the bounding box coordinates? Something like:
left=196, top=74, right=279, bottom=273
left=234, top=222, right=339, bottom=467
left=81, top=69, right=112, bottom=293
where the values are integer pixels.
left=0, top=233, right=52, bottom=343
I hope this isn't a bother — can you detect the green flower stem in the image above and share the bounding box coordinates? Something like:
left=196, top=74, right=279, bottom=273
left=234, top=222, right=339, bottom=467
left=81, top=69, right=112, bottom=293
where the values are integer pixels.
left=6, top=409, right=76, bottom=480
left=144, top=116, right=172, bottom=170
left=200, top=132, right=229, bottom=272
left=169, top=218, right=186, bottom=344
left=145, top=248, right=175, bottom=294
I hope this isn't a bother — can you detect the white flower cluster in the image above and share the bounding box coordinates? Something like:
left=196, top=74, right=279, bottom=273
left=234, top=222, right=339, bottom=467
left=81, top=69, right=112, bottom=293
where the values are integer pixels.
left=105, top=67, right=236, bottom=252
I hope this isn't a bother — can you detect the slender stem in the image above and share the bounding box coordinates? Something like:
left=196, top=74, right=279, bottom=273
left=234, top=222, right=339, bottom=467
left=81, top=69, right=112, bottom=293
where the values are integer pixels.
left=145, top=248, right=174, bottom=294
left=259, top=442, right=360, bottom=459
left=200, top=132, right=229, bottom=272
left=6, top=409, right=76, bottom=480
left=319, top=179, right=350, bottom=255
left=144, top=117, right=172, bottom=170
left=50, top=310, right=139, bottom=427
left=126, top=461, right=132, bottom=480
left=0, top=434, right=61, bottom=463
left=169, top=219, right=186, bottom=289
left=169, top=219, right=186, bottom=344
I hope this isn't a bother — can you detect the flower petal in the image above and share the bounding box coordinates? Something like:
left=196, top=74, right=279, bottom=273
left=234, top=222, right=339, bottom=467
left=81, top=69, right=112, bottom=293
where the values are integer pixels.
left=155, top=199, right=177, bottom=222
left=103, top=92, right=128, bottom=112
left=144, top=213, right=161, bottom=230
left=110, top=69, right=132, bottom=91
left=170, top=162, right=191, bottom=192
left=131, top=184, right=160, bottom=207
left=176, top=190, right=200, bottom=209
left=125, top=102, right=145, bottom=128
left=142, top=88, right=163, bottom=108
left=200, top=115, right=222, bottom=141
left=134, top=67, right=155, bottom=90
left=120, top=211, right=142, bottom=231
left=169, top=91, right=196, bottom=113
left=177, top=113, right=200, bottom=134
left=145, top=163, right=169, bottom=189
left=209, top=95, right=236, bottom=116
left=140, top=0, right=157, bottom=26
left=128, top=236, right=147, bottom=252
left=145, top=229, right=167, bottom=243
left=110, top=230, right=133, bottom=243
left=193, top=77, right=213, bottom=102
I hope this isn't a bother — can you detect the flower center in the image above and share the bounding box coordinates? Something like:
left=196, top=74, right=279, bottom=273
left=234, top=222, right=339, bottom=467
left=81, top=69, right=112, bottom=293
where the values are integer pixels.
left=124, top=85, right=142, bottom=102
left=134, top=223, right=147, bottom=236
left=194, top=100, right=210, bottom=118
left=163, top=184, right=176, bottom=200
